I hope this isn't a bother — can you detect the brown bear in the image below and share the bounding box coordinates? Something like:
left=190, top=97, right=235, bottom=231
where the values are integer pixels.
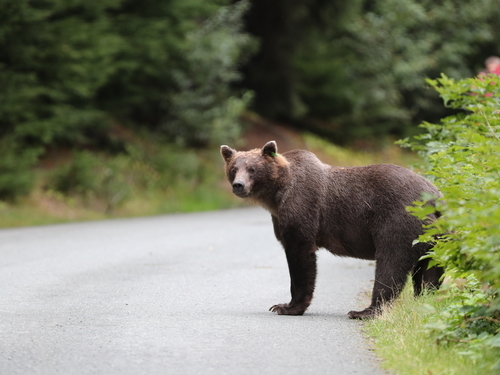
left=220, top=140, right=443, bottom=319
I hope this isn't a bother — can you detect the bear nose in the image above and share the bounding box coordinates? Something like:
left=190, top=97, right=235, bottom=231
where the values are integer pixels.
left=232, top=181, right=245, bottom=194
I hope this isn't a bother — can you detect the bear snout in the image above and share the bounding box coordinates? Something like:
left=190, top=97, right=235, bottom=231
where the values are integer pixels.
left=232, top=181, right=246, bottom=195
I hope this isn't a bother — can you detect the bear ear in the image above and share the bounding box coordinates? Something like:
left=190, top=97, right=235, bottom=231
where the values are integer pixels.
left=220, top=145, right=236, bottom=162
left=262, top=141, right=278, bottom=157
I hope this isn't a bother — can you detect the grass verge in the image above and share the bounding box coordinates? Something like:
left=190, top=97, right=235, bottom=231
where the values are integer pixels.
left=364, top=285, right=500, bottom=375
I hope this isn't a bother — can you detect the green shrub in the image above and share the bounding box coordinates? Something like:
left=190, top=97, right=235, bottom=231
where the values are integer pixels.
left=52, top=151, right=100, bottom=196
left=0, top=141, right=39, bottom=200
left=124, top=144, right=200, bottom=192
left=50, top=151, right=130, bottom=212
left=400, top=74, right=500, bottom=363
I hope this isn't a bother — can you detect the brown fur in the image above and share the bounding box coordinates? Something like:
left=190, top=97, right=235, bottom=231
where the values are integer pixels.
left=221, top=141, right=443, bottom=319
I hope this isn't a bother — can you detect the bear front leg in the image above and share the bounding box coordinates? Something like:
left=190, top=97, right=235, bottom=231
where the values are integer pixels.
left=270, top=240, right=317, bottom=316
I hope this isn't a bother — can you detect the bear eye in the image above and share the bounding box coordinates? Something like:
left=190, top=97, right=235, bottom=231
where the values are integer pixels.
left=248, top=167, right=256, bottom=174
left=230, top=167, right=237, bottom=175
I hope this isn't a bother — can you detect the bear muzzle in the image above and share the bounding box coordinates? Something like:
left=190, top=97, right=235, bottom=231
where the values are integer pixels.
left=232, top=181, right=250, bottom=197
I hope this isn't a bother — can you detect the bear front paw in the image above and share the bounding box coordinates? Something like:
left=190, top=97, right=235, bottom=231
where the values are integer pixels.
left=269, top=303, right=306, bottom=315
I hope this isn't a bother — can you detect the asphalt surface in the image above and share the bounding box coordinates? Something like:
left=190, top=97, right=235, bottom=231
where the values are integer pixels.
left=0, top=207, right=383, bottom=375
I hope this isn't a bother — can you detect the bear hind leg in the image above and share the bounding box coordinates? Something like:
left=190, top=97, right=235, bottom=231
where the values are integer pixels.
left=348, top=254, right=415, bottom=319
left=412, top=257, right=443, bottom=297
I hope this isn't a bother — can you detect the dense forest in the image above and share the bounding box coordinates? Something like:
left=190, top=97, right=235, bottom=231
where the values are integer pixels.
left=1, top=0, right=500, bottom=202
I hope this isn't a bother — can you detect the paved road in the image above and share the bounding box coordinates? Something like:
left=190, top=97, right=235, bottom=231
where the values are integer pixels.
left=0, top=208, right=383, bottom=375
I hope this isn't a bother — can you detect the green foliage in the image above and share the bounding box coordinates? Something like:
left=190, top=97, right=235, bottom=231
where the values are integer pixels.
left=164, top=0, right=256, bottom=147
left=423, top=276, right=500, bottom=368
left=50, top=151, right=130, bottom=212
left=298, top=0, right=500, bottom=142
left=245, top=0, right=500, bottom=142
left=0, top=0, right=121, bottom=146
left=400, top=74, right=500, bottom=362
left=51, top=151, right=100, bottom=196
left=0, top=0, right=232, bottom=149
left=96, top=0, right=228, bottom=127
left=243, top=0, right=363, bottom=121
left=123, top=143, right=202, bottom=192
left=0, top=139, right=39, bottom=200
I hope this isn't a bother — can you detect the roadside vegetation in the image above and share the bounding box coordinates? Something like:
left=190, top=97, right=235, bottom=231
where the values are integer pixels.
left=366, top=284, right=499, bottom=375
left=366, top=75, right=500, bottom=374
left=0, top=141, right=238, bottom=228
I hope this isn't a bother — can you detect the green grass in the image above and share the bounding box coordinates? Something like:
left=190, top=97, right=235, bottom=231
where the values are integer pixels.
left=364, top=285, right=500, bottom=375
left=303, top=133, right=420, bottom=167
left=0, top=180, right=241, bottom=229
left=0, top=192, right=110, bottom=228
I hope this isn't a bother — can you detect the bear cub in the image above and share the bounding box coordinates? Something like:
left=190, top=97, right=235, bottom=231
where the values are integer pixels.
left=221, top=140, right=443, bottom=319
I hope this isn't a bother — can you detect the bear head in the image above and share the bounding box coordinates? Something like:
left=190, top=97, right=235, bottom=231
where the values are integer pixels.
left=220, top=141, right=289, bottom=200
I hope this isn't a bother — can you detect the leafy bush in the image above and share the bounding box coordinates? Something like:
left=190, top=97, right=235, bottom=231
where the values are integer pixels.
left=124, top=143, right=202, bottom=191
left=0, top=140, right=39, bottom=200
left=424, top=276, right=500, bottom=345
left=50, top=151, right=130, bottom=212
left=52, top=152, right=100, bottom=196
left=400, top=74, right=500, bottom=364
